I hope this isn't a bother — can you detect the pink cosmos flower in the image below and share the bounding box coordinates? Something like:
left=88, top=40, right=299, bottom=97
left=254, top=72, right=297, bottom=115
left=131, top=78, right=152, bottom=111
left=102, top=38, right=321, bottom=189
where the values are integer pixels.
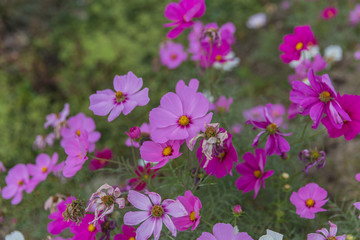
left=279, top=25, right=317, bottom=64
left=356, top=173, right=360, bottom=182
left=288, top=54, right=327, bottom=83
left=88, top=148, right=112, bottom=171
left=210, top=96, right=233, bottom=113
left=86, top=184, right=125, bottom=226
left=47, top=196, right=76, bottom=235
left=62, top=131, right=89, bottom=178
left=164, top=0, right=206, bottom=39
left=140, top=140, right=183, bottom=169
left=60, top=113, right=100, bottom=152
left=290, top=69, right=351, bottom=129
left=243, top=105, right=265, bottom=122
left=172, top=190, right=202, bottom=231
left=288, top=103, right=300, bottom=120
left=322, top=94, right=360, bottom=141
left=354, top=202, right=360, bottom=219
left=197, top=223, right=253, bottom=240
left=124, top=190, right=187, bottom=240
left=149, top=79, right=212, bottom=145
left=128, top=163, right=159, bottom=191
left=33, top=133, right=56, bottom=150
left=321, top=7, right=338, bottom=20
left=235, top=148, right=274, bottom=199
left=44, top=103, right=70, bottom=129
left=200, top=41, right=232, bottom=68
left=349, top=4, right=360, bottom=26
left=126, top=126, right=141, bottom=140
left=197, top=130, right=238, bottom=178
left=70, top=214, right=101, bottom=240
left=114, top=225, right=136, bottom=240
left=2, top=164, right=35, bottom=205
left=354, top=50, right=360, bottom=60
left=27, top=153, right=59, bottom=186
left=248, top=104, right=292, bottom=156
left=290, top=183, right=328, bottom=219
left=159, top=41, right=187, bottom=69
left=0, top=161, right=6, bottom=172
left=89, top=72, right=150, bottom=122
left=299, top=149, right=326, bottom=173
left=231, top=123, right=243, bottom=135
left=307, top=221, right=345, bottom=240
left=125, top=123, right=151, bottom=148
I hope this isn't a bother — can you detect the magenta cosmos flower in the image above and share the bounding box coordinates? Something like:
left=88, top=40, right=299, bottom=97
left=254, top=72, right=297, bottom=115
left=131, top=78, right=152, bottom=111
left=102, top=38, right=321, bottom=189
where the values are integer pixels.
left=210, top=96, right=233, bottom=113
left=125, top=123, right=150, bottom=148
left=140, top=140, right=183, bottom=169
left=322, top=94, right=360, bottom=141
left=70, top=214, right=101, bottom=240
left=159, top=41, right=187, bottom=69
left=128, top=163, right=159, bottom=191
left=164, top=0, right=206, bottom=39
left=149, top=79, right=212, bottom=144
left=349, top=4, right=360, bottom=26
left=2, top=164, right=35, bottom=205
left=172, top=190, right=202, bottom=231
left=307, top=221, right=345, bottom=240
left=89, top=71, right=150, bottom=122
left=124, top=190, right=187, bottom=240
left=88, top=148, right=112, bottom=171
left=321, top=7, right=338, bottom=20
left=200, top=41, right=232, bottom=68
left=249, top=104, right=292, bottom=156
left=114, top=225, right=136, bottom=240
left=279, top=25, right=317, bottom=64
left=235, top=148, right=274, bottom=199
left=196, top=130, right=238, bottom=178
left=47, top=196, right=76, bottom=234
left=27, top=152, right=59, bottom=186
left=290, top=183, right=328, bottom=219
left=62, top=131, right=90, bottom=178
left=299, top=149, right=326, bottom=174
left=197, top=223, right=253, bottom=240
left=60, top=113, right=100, bottom=152
left=290, top=69, right=351, bottom=129
left=288, top=54, right=327, bottom=83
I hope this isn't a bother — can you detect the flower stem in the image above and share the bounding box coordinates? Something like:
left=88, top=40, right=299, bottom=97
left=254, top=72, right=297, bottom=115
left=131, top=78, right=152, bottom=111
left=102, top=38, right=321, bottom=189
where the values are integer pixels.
left=125, top=115, right=138, bottom=167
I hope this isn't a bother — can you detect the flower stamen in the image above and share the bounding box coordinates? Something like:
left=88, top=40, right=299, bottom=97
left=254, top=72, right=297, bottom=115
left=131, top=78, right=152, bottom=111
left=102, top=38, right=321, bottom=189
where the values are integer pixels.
left=178, top=115, right=190, bottom=126
left=151, top=205, right=164, bottom=217
left=162, top=146, right=173, bottom=156
left=319, top=91, right=331, bottom=103
left=295, top=42, right=303, bottom=50
left=306, top=199, right=315, bottom=208
left=115, top=91, right=126, bottom=103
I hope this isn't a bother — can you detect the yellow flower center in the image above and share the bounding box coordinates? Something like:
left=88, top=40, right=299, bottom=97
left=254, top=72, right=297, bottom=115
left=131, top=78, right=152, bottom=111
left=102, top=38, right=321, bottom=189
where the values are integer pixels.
left=306, top=199, right=315, bottom=207
left=170, top=53, right=178, bottom=60
left=215, top=55, right=222, bottom=61
left=266, top=123, right=278, bottom=134
left=319, top=91, right=331, bottom=103
left=162, top=146, right=173, bottom=156
left=151, top=205, right=164, bottom=217
left=327, top=237, right=336, bottom=240
left=310, top=150, right=320, bottom=160
left=79, top=152, right=82, bottom=159
left=144, top=174, right=149, bottom=180
left=295, top=42, right=303, bottom=50
left=218, top=152, right=226, bottom=160
left=178, top=115, right=190, bottom=126
left=41, top=166, right=48, bottom=173
left=88, top=224, right=96, bottom=232
left=115, top=91, right=126, bottom=103
left=254, top=170, right=262, bottom=178
left=129, top=237, right=135, bottom=240
left=76, top=130, right=81, bottom=136
left=17, top=180, right=24, bottom=186
left=190, top=211, right=196, bottom=221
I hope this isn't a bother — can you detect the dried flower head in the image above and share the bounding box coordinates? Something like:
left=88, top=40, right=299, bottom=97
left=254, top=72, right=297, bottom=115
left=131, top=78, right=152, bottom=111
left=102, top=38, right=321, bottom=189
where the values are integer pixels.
left=62, top=199, right=85, bottom=224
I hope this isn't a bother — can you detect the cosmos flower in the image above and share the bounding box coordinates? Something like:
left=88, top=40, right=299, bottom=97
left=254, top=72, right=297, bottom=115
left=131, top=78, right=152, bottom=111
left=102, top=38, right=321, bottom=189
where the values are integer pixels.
left=210, top=96, right=233, bottom=113
left=299, top=149, right=326, bottom=173
left=290, top=183, right=328, bottom=219
left=114, top=225, right=136, bottom=240
left=246, top=13, right=267, bottom=29
left=27, top=153, right=59, bottom=186
left=349, top=4, right=360, bottom=26
left=70, top=214, right=102, bottom=240
left=307, top=221, right=346, bottom=240
left=324, top=45, right=343, bottom=64
left=125, top=123, right=151, bottom=148
left=89, top=72, right=150, bottom=122
left=88, top=148, right=112, bottom=171
left=47, top=196, right=76, bottom=235
left=259, top=230, right=283, bottom=240
left=197, top=223, right=253, bottom=240
left=33, top=133, right=56, bottom=150
left=128, top=163, right=159, bottom=191
left=321, top=7, right=338, bottom=20
left=159, top=41, right=187, bottom=69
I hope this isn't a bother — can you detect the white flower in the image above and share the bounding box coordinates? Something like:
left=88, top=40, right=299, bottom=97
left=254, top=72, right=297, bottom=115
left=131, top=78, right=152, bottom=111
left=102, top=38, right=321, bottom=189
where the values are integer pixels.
left=5, top=231, right=25, bottom=240
left=324, top=45, right=343, bottom=63
left=213, top=52, right=240, bottom=71
left=289, top=46, right=320, bottom=68
left=259, top=230, right=283, bottom=240
left=247, top=13, right=267, bottom=29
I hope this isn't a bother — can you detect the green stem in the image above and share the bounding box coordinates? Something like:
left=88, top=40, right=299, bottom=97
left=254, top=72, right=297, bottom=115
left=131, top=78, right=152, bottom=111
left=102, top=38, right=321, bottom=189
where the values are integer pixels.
left=125, top=115, right=138, bottom=167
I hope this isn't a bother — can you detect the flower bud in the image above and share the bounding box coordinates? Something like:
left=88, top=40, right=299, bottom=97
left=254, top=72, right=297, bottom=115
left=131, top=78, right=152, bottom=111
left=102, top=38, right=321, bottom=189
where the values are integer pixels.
left=126, top=126, right=141, bottom=140
left=233, top=205, right=243, bottom=215
left=281, top=172, right=289, bottom=180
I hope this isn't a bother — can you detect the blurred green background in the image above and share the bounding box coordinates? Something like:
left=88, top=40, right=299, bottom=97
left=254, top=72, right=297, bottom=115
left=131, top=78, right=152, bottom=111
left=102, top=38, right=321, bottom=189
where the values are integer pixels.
left=1, top=0, right=360, bottom=239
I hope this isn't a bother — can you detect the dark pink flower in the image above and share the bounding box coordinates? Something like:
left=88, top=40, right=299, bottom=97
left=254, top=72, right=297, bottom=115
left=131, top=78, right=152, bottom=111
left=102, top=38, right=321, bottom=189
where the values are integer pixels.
left=197, top=223, right=253, bottom=240
left=1, top=164, right=35, bottom=205
left=70, top=214, right=101, bottom=240
left=140, top=140, right=183, bottom=169
left=210, top=96, right=233, bottom=113
left=233, top=205, right=242, bottom=215
left=60, top=113, right=100, bottom=153
left=172, top=190, right=202, bottom=231
left=200, top=41, right=232, bottom=68
left=290, top=69, right=351, bottom=129
left=128, top=163, right=159, bottom=191
left=290, top=183, right=328, bottom=219
left=126, top=126, right=142, bottom=140
left=47, top=196, right=76, bottom=235
left=114, top=225, right=136, bottom=240
left=125, top=123, right=150, bottom=148
left=248, top=104, right=292, bottom=156
left=322, top=94, right=360, bottom=141
left=235, top=148, right=274, bottom=199
left=279, top=25, right=317, bottom=64
left=27, top=153, right=59, bottom=186
left=89, top=72, right=150, bottom=122
left=299, top=149, right=326, bottom=173
left=159, top=41, right=187, bottom=69
left=321, top=7, right=338, bottom=20
left=88, top=148, right=112, bottom=171
left=164, top=0, right=206, bottom=39
left=149, top=79, right=212, bottom=145
left=307, top=221, right=345, bottom=240
left=288, top=54, right=327, bottom=83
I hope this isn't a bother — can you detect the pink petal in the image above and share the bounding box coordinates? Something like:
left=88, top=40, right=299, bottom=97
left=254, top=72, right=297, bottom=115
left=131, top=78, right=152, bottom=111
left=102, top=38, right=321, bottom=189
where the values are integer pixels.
left=128, top=190, right=153, bottom=210
left=124, top=211, right=151, bottom=225
left=136, top=217, right=156, bottom=240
